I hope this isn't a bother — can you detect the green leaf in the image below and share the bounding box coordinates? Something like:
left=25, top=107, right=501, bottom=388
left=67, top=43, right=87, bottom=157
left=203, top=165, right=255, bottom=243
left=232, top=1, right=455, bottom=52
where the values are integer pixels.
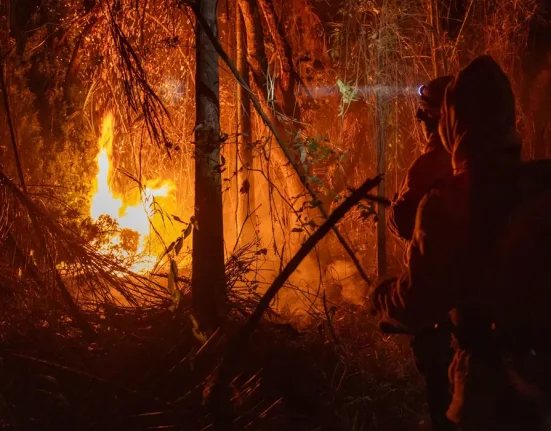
left=300, top=146, right=307, bottom=163
left=183, top=223, right=192, bottom=239
left=306, top=139, right=319, bottom=153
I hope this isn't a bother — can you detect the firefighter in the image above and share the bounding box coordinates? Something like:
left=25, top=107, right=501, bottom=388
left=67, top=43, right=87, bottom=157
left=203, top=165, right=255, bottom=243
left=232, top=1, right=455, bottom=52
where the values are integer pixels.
left=388, top=75, right=456, bottom=431
left=371, top=56, right=546, bottom=430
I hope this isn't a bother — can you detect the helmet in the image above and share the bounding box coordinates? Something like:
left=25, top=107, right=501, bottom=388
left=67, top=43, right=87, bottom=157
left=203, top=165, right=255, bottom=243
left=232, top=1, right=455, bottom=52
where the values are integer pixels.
left=416, top=75, right=454, bottom=123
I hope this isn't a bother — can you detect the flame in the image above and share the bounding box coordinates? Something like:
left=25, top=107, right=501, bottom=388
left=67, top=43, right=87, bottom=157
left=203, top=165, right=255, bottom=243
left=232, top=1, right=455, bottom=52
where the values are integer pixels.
left=90, top=113, right=176, bottom=273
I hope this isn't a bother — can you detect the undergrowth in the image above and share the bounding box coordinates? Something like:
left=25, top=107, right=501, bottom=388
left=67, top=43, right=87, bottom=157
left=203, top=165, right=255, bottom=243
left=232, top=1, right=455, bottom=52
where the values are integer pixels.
left=0, top=293, right=427, bottom=431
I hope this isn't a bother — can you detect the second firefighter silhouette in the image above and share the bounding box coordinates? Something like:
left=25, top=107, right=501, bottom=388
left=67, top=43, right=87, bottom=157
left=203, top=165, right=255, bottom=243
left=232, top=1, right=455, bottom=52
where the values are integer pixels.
left=388, top=75, right=456, bottom=431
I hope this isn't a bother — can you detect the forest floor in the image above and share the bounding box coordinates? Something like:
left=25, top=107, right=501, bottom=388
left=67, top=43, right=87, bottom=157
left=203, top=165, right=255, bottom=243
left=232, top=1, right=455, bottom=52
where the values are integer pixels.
left=0, top=298, right=428, bottom=431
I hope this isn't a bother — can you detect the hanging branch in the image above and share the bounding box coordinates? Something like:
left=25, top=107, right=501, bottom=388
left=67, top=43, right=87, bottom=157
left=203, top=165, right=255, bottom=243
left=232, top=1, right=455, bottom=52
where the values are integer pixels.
left=205, top=175, right=383, bottom=429
left=104, top=0, right=172, bottom=155
left=186, top=2, right=386, bottom=289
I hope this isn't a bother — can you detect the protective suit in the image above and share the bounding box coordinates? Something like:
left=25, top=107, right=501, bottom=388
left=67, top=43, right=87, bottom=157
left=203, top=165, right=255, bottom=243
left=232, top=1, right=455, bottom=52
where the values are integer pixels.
left=372, top=56, right=545, bottom=430
left=388, top=75, right=456, bottom=431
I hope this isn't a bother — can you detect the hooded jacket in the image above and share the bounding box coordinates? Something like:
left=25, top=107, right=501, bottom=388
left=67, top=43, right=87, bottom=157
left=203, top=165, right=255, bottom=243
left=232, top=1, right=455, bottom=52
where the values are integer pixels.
left=372, top=56, right=536, bottom=429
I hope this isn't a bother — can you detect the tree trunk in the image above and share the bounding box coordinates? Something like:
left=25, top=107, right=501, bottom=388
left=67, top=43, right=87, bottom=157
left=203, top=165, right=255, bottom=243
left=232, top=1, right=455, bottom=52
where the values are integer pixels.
left=428, top=0, right=446, bottom=76
left=236, top=5, right=255, bottom=245
left=193, top=0, right=226, bottom=330
left=238, top=0, right=304, bottom=220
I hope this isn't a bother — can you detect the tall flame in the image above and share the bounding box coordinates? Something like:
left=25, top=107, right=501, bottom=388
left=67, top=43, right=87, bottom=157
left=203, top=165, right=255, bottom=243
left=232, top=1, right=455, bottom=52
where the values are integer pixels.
left=90, top=113, right=176, bottom=273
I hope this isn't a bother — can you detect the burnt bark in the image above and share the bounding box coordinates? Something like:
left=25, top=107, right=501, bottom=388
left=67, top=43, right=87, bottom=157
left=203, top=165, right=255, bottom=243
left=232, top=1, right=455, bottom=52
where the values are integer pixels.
left=192, top=0, right=227, bottom=330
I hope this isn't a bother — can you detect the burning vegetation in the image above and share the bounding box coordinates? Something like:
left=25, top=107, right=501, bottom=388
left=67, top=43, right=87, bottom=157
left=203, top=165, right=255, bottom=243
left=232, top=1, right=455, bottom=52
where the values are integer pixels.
left=0, top=0, right=549, bottom=430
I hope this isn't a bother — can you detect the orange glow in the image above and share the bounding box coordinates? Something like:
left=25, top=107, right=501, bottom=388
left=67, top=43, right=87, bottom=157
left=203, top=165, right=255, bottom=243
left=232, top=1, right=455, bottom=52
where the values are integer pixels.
left=90, top=113, right=178, bottom=273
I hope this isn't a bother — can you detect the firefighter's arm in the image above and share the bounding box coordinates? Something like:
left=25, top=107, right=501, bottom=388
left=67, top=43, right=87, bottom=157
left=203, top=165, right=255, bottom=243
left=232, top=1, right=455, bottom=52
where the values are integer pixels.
left=388, top=167, right=421, bottom=242
left=389, top=150, right=452, bottom=242
left=373, top=187, right=463, bottom=333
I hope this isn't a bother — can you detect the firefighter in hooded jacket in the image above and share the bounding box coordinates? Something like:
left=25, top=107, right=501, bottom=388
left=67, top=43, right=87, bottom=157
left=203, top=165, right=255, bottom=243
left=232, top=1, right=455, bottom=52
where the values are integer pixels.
left=388, top=75, right=456, bottom=431
left=372, top=56, right=546, bottom=430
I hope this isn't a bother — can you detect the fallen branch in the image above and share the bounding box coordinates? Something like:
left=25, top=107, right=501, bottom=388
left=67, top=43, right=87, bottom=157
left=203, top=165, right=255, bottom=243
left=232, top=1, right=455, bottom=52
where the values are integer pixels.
left=186, top=2, right=379, bottom=288
left=205, top=175, right=382, bottom=430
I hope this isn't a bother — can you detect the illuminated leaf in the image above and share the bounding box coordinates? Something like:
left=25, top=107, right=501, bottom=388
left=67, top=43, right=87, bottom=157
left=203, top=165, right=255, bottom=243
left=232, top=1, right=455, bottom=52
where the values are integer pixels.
left=300, top=146, right=307, bottom=163
left=190, top=314, right=208, bottom=344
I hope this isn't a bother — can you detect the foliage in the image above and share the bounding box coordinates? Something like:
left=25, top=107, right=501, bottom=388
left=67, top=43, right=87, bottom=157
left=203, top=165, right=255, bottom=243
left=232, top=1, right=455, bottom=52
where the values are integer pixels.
left=336, top=78, right=360, bottom=117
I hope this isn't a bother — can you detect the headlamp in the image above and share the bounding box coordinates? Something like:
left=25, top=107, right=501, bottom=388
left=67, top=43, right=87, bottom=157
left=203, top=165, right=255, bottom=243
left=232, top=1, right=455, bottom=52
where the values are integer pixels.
left=418, top=84, right=425, bottom=97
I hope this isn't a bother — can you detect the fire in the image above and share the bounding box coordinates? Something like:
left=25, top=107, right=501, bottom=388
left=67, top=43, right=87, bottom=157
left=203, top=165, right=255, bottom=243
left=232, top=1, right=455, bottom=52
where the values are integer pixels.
left=90, top=113, right=176, bottom=273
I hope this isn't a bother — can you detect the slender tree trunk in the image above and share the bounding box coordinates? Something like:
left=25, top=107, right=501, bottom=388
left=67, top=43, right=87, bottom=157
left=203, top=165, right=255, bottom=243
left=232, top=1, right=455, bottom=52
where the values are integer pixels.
left=236, top=5, right=255, bottom=244
left=237, top=0, right=303, bottom=202
left=428, top=0, right=445, bottom=76
left=193, top=0, right=226, bottom=330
